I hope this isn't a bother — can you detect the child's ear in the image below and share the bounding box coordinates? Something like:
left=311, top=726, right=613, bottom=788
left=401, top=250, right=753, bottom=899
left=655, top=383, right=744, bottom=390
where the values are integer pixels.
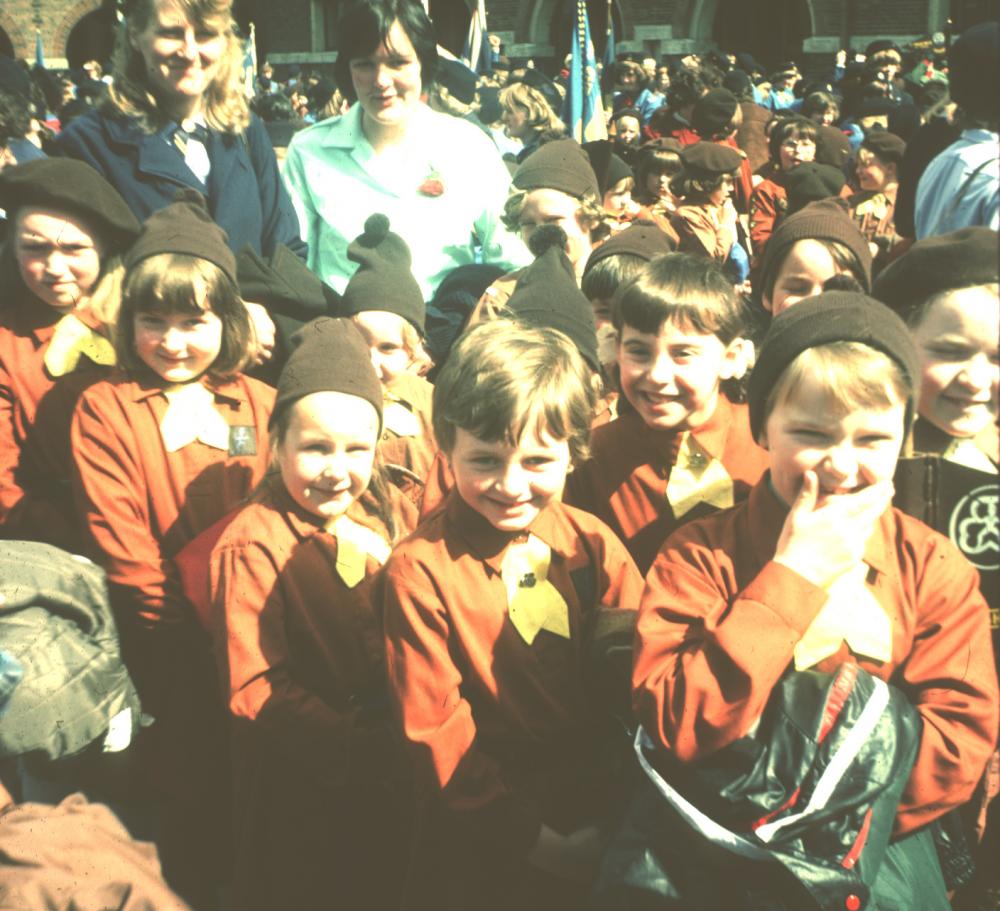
left=720, top=337, right=753, bottom=381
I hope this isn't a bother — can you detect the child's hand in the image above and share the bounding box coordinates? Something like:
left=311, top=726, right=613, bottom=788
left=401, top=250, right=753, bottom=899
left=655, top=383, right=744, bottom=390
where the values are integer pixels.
left=773, top=470, right=894, bottom=589
left=244, top=302, right=276, bottom=366
left=528, top=823, right=604, bottom=883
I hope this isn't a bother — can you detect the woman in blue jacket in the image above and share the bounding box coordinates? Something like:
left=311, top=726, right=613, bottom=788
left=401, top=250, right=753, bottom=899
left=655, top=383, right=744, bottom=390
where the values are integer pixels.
left=55, top=0, right=304, bottom=265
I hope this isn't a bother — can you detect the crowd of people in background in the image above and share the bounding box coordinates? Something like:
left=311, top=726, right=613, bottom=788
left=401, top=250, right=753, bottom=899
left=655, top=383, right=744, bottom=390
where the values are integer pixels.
left=0, top=0, right=998, bottom=909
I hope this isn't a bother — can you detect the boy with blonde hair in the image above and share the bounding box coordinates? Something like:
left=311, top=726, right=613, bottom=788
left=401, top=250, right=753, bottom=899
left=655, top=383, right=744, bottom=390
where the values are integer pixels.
left=633, top=292, right=998, bottom=906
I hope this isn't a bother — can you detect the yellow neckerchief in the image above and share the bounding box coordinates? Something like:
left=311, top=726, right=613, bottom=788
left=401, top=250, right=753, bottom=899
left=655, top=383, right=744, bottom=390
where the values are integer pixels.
left=793, top=563, right=893, bottom=671
left=943, top=437, right=997, bottom=474
left=666, top=431, right=735, bottom=519
left=159, top=382, right=231, bottom=453
left=43, top=313, right=116, bottom=377
left=500, top=533, right=571, bottom=645
left=324, top=513, right=392, bottom=588
left=382, top=391, right=422, bottom=437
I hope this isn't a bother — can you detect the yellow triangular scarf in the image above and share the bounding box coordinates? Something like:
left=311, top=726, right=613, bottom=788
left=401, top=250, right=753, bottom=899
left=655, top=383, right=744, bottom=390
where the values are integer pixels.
left=159, top=383, right=231, bottom=453
left=666, top=432, right=735, bottom=519
left=43, top=313, right=116, bottom=377
left=943, top=437, right=996, bottom=474
left=382, top=396, right=422, bottom=438
left=500, top=535, right=570, bottom=645
left=325, top=514, right=392, bottom=588
left=794, top=563, right=893, bottom=671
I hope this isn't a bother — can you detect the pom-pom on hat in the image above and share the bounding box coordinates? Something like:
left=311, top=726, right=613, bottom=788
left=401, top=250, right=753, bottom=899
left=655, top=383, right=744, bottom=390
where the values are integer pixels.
left=861, top=130, right=906, bottom=166
left=272, top=317, right=383, bottom=429
left=747, top=291, right=919, bottom=440
left=758, top=198, right=873, bottom=296
left=341, top=213, right=426, bottom=334
left=680, top=141, right=743, bottom=177
left=124, top=189, right=237, bottom=284
left=512, top=138, right=601, bottom=200
left=507, top=224, right=600, bottom=372
left=872, top=226, right=1000, bottom=319
left=784, top=163, right=846, bottom=214
left=0, top=158, right=141, bottom=253
left=584, top=220, right=676, bottom=274
left=691, top=88, right=739, bottom=138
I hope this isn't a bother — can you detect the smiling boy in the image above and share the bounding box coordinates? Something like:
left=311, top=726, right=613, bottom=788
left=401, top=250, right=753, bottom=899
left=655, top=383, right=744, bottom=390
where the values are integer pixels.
left=382, top=319, right=642, bottom=910
left=634, top=292, right=998, bottom=906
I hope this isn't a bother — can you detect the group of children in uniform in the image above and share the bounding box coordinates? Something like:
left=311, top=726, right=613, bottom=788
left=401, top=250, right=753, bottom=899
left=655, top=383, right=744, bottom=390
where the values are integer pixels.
left=0, top=122, right=997, bottom=911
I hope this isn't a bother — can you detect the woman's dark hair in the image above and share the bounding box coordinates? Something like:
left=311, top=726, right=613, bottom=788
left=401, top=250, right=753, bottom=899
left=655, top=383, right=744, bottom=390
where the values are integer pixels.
left=665, top=68, right=708, bottom=111
left=334, top=0, right=438, bottom=104
left=767, top=115, right=817, bottom=163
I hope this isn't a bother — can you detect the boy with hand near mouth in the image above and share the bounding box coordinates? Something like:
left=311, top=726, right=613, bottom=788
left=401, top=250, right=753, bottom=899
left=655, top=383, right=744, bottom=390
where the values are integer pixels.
left=634, top=292, right=998, bottom=907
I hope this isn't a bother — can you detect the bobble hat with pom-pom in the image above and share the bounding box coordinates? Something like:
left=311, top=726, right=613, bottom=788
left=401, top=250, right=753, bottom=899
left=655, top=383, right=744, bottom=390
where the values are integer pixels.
left=340, top=213, right=426, bottom=334
left=507, top=224, right=600, bottom=372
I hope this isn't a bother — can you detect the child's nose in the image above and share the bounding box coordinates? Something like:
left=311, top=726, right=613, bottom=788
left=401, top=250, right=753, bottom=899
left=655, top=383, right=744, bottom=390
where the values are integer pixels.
left=647, top=354, right=677, bottom=389
left=495, top=462, right=528, bottom=497
left=822, top=444, right=859, bottom=484
left=957, top=354, right=995, bottom=393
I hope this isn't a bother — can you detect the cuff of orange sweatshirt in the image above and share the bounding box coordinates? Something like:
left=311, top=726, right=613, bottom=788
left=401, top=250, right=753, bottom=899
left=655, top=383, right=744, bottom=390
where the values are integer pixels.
left=740, top=560, right=829, bottom=638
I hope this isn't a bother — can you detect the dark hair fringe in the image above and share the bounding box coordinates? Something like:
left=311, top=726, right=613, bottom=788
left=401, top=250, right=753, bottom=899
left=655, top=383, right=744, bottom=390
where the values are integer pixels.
left=581, top=253, right=647, bottom=303
left=333, top=0, right=438, bottom=103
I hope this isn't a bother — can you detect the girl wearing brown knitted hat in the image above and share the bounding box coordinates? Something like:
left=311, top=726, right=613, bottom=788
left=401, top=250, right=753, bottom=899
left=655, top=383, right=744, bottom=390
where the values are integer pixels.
left=70, top=192, right=274, bottom=907
left=208, top=317, right=417, bottom=911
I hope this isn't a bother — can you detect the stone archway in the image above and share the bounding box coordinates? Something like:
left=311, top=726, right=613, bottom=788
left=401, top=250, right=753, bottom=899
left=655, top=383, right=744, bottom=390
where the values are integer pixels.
left=53, top=0, right=104, bottom=63
left=682, top=0, right=814, bottom=69
left=0, top=11, right=26, bottom=59
left=516, top=0, right=634, bottom=51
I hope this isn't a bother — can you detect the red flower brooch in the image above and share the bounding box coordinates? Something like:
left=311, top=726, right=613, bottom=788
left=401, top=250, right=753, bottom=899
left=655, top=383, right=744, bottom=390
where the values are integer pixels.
left=418, top=169, right=445, bottom=197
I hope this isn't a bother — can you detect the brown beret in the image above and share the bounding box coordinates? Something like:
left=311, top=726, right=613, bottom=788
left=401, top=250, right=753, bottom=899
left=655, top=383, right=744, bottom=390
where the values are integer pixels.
left=872, top=226, right=999, bottom=319
left=692, top=88, right=738, bottom=139
left=680, top=141, right=743, bottom=177
left=748, top=291, right=918, bottom=440
left=0, top=158, right=140, bottom=253
left=784, top=162, right=846, bottom=214
left=124, top=190, right=236, bottom=285
left=640, top=137, right=683, bottom=155
left=272, top=317, right=383, bottom=428
left=341, top=214, right=425, bottom=333
left=814, top=124, right=851, bottom=168
left=584, top=220, right=676, bottom=273
left=758, top=198, right=873, bottom=295
left=862, top=130, right=906, bottom=166
left=513, top=138, right=601, bottom=200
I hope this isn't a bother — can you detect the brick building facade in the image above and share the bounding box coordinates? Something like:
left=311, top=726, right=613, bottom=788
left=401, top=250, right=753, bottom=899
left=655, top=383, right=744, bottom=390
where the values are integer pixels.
left=0, top=0, right=996, bottom=74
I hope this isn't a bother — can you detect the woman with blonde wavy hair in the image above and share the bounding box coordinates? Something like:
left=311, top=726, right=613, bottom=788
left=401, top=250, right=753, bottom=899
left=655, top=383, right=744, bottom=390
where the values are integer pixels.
left=54, top=0, right=304, bottom=268
left=499, top=79, right=565, bottom=162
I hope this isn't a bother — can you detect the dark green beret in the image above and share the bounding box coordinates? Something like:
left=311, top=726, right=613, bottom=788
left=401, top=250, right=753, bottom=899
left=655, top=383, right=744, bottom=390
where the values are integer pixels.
left=680, top=141, right=742, bottom=176
left=784, top=162, right=846, bottom=214
left=513, top=138, right=601, bottom=200
left=862, top=130, right=906, bottom=166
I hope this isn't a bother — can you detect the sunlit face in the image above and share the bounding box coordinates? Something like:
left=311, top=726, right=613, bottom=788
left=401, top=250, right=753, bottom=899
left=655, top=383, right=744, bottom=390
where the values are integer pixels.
left=501, top=102, right=531, bottom=139
left=350, top=19, right=422, bottom=131
left=449, top=423, right=571, bottom=532
left=133, top=307, right=223, bottom=382
left=616, top=115, right=641, bottom=145
left=276, top=392, right=379, bottom=520
left=765, top=238, right=850, bottom=315
left=603, top=177, right=633, bottom=215
left=14, top=207, right=104, bottom=312
left=762, top=372, right=906, bottom=508
left=617, top=320, right=740, bottom=431
left=911, top=286, right=999, bottom=439
left=518, top=187, right=595, bottom=272
left=778, top=136, right=816, bottom=171
left=707, top=173, right=735, bottom=207
left=130, top=0, right=226, bottom=111
left=351, top=310, right=413, bottom=386
left=856, top=148, right=896, bottom=191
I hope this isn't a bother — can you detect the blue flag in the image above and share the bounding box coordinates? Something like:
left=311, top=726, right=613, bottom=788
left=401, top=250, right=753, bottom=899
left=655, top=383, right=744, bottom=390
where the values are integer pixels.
left=603, top=4, right=616, bottom=73
left=562, top=0, right=607, bottom=142
left=241, top=23, right=257, bottom=98
left=462, top=0, right=492, bottom=76
left=34, top=30, right=44, bottom=69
